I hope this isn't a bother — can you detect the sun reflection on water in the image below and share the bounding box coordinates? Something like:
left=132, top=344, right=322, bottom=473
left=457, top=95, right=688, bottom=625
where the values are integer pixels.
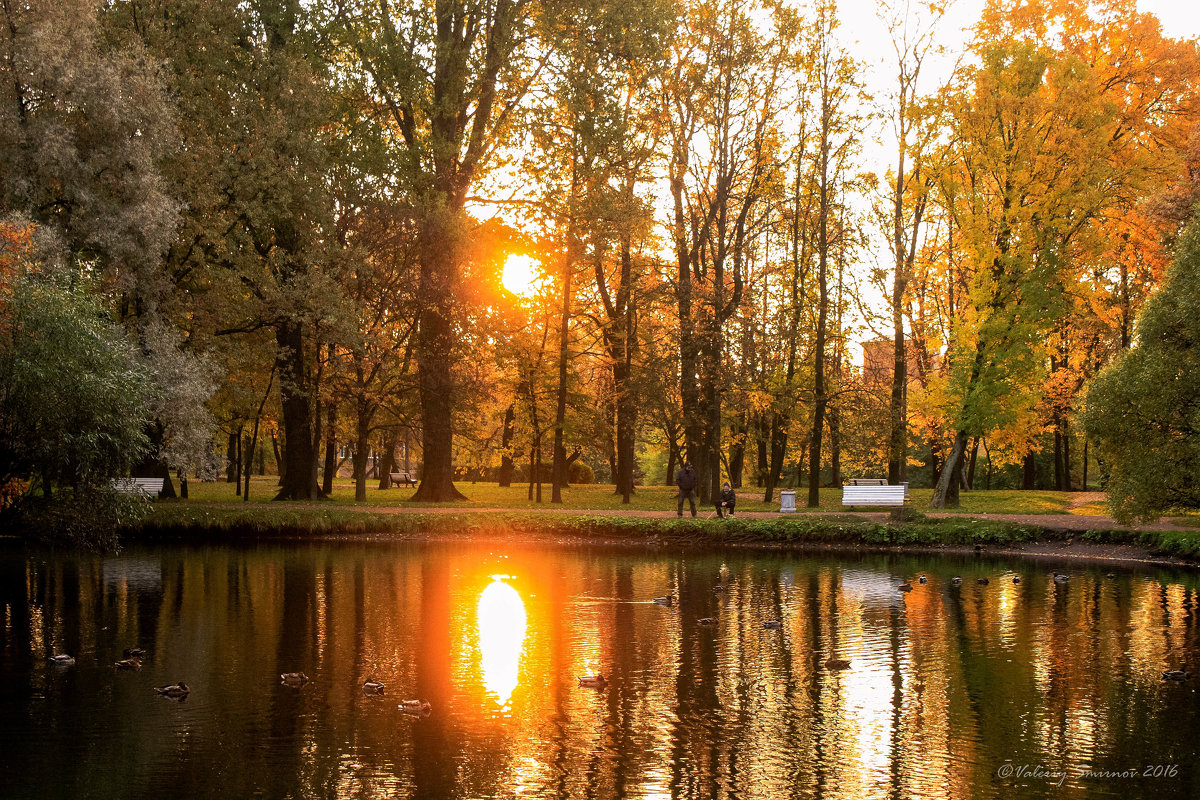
left=477, top=577, right=527, bottom=710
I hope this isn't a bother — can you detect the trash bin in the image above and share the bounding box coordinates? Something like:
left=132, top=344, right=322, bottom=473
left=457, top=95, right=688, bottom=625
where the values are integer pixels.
left=779, top=490, right=796, bottom=513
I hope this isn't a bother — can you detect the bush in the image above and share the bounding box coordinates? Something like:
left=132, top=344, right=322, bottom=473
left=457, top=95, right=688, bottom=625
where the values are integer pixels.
left=569, top=461, right=595, bottom=484
left=1085, top=220, right=1200, bottom=522
left=16, top=486, right=150, bottom=550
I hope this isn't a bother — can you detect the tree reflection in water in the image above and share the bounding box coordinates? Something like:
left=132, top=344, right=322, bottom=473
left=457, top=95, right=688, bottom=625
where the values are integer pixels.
left=1, top=541, right=1198, bottom=799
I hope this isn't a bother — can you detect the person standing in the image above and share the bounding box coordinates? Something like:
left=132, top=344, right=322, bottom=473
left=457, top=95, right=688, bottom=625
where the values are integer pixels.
left=716, top=481, right=736, bottom=518
left=675, top=462, right=697, bottom=517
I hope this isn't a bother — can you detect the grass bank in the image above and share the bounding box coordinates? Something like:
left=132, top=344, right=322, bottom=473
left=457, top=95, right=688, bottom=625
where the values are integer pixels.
left=129, top=503, right=1200, bottom=561
left=184, top=477, right=1114, bottom=516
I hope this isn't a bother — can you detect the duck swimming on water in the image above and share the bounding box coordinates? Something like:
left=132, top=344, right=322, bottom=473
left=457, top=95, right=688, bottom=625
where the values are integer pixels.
left=280, top=672, right=309, bottom=686
left=114, top=658, right=142, bottom=671
left=577, top=675, right=608, bottom=689
left=362, top=679, right=385, bottom=695
left=154, top=682, right=190, bottom=698
left=399, top=699, right=432, bottom=716
left=48, top=654, right=75, bottom=666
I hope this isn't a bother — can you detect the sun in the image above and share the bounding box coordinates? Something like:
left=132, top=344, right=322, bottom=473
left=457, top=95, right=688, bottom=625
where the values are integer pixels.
left=501, top=254, right=541, bottom=297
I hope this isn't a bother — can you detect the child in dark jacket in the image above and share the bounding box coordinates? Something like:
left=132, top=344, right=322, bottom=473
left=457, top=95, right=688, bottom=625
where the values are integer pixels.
left=716, top=481, right=736, bottom=518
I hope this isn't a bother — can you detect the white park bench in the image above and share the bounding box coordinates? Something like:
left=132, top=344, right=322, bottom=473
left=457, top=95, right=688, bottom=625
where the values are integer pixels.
left=112, top=477, right=165, bottom=499
left=841, top=484, right=907, bottom=507
left=847, top=478, right=909, bottom=499
left=388, top=470, right=417, bottom=487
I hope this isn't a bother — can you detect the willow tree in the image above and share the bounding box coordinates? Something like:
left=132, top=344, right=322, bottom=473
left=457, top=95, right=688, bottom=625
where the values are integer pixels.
left=332, top=0, right=539, bottom=501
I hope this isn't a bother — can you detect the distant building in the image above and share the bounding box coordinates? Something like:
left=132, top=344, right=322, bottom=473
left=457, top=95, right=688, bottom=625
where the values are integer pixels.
left=862, top=337, right=926, bottom=386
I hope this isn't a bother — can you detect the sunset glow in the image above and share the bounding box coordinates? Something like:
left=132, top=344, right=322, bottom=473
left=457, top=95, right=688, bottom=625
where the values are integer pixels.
left=477, top=577, right=527, bottom=709
left=501, top=254, right=541, bottom=297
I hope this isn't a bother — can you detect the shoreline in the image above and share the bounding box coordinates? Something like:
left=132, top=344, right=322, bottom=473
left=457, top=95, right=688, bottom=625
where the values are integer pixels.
left=117, top=508, right=1200, bottom=569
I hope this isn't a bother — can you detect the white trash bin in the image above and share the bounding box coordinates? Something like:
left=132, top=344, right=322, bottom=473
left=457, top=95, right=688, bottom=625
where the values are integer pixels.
left=779, top=490, right=796, bottom=513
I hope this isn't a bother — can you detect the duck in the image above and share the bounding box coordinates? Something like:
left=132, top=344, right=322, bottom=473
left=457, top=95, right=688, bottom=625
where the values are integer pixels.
left=123, top=647, right=146, bottom=659
left=1053, top=573, right=1070, bottom=583
left=154, top=682, right=190, bottom=698
left=1012, top=576, right=1022, bottom=584
left=899, top=582, right=913, bottom=592
left=1106, top=573, right=1117, bottom=579
left=1162, top=670, right=1190, bottom=682
left=977, top=578, right=990, bottom=585
left=825, top=658, right=851, bottom=670
left=114, top=658, right=142, bottom=671
left=362, top=679, right=385, bottom=695
left=762, top=620, right=783, bottom=630
left=399, top=699, right=433, bottom=716
left=653, top=596, right=673, bottom=606
left=951, top=576, right=962, bottom=586
left=918, top=576, right=928, bottom=584
left=697, top=617, right=716, bottom=625
left=48, top=654, right=75, bottom=666
left=280, top=672, right=309, bottom=686
left=577, top=674, right=608, bottom=689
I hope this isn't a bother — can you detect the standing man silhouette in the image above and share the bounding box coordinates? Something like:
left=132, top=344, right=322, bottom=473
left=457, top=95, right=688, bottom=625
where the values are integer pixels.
left=675, top=461, right=697, bottom=517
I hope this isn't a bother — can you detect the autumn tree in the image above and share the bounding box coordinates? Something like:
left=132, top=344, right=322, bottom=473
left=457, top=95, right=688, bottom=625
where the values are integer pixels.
left=807, top=0, right=864, bottom=507
left=930, top=24, right=1121, bottom=507
left=665, top=0, right=799, bottom=503
left=331, top=0, right=541, bottom=502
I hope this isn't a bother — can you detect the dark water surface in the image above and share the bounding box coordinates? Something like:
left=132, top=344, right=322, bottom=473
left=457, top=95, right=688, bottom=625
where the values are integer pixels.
left=1, top=539, right=1198, bottom=799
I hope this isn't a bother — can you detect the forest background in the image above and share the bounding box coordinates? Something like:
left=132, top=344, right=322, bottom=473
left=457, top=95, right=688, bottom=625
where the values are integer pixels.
left=2, top=0, right=1200, bottom=544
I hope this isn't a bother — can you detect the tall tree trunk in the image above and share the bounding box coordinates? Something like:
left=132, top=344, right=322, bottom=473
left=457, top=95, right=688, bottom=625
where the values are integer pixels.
left=756, top=428, right=767, bottom=488
left=1082, top=438, right=1088, bottom=490
left=1022, top=451, right=1036, bottom=490
left=966, top=436, right=979, bottom=490
left=377, top=430, right=399, bottom=490
left=322, top=403, right=337, bottom=495
left=227, top=428, right=240, bottom=484
left=412, top=209, right=467, bottom=502
left=353, top=401, right=371, bottom=502
left=274, top=320, right=318, bottom=500
left=498, top=404, right=516, bottom=487
left=672, top=154, right=703, bottom=507
left=931, top=429, right=968, bottom=508
left=728, top=413, right=746, bottom=488
left=808, top=185, right=829, bottom=503
left=550, top=245, right=572, bottom=503
left=829, top=404, right=841, bottom=487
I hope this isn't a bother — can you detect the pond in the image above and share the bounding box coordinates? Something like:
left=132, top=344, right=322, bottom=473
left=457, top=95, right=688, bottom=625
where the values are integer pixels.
left=1, top=537, right=1198, bottom=799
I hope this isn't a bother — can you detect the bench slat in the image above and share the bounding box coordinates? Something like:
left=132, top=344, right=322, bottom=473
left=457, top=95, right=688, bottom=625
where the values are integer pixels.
left=112, top=478, right=164, bottom=497
left=841, top=485, right=906, bottom=506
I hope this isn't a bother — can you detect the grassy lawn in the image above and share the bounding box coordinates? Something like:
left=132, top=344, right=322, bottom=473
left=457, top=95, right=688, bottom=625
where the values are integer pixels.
left=181, top=477, right=1105, bottom=516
